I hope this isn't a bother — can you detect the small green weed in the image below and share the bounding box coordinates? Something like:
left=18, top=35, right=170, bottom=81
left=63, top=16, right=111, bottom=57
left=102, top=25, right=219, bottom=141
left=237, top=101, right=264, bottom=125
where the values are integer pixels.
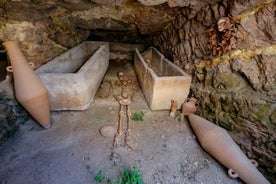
left=94, top=170, right=105, bottom=183
left=94, top=165, right=143, bottom=184
left=132, top=111, right=145, bottom=122
left=114, top=165, right=143, bottom=184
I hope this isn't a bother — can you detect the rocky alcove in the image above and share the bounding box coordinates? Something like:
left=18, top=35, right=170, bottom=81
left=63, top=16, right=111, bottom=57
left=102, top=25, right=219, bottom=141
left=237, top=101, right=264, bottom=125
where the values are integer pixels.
left=0, top=0, right=275, bottom=183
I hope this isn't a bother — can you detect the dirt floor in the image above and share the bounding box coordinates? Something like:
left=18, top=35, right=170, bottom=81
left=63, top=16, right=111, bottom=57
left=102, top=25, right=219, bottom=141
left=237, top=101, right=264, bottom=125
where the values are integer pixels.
left=0, top=60, right=242, bottom=184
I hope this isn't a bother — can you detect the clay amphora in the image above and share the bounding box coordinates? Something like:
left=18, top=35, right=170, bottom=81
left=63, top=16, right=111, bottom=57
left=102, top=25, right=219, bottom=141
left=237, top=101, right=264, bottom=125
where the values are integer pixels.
left=181, top=97, right=198, bottom=116
left=187, top=114, right=269, bottom=184
left=3, top=41, right=51, bottom=128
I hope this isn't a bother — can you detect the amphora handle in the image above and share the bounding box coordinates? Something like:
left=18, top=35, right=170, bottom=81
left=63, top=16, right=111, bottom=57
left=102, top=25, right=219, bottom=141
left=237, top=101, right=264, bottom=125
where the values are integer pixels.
left=186, top=97, right=199, bottom=106
left=6, top=62, right=35, bottom=72
left=228, top=159, right=259, bottom=178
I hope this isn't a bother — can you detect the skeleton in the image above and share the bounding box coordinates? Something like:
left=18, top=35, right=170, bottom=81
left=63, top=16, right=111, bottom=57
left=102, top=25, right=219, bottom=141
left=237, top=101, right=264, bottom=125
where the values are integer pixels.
left=113, top=72, right=137, bottom=150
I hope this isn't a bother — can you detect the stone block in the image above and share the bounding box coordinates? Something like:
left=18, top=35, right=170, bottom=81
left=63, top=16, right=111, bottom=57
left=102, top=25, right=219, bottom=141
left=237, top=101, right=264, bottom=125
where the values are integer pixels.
left=134, top=47, right=191, bottom=110
left=36, top=41, right=109, bottom=110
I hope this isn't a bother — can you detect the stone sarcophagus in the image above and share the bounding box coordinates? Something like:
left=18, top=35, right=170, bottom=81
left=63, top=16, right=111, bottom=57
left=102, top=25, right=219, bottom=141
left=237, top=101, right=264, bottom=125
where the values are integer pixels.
left=134, top=47, right=191, bottom=110
left=36, top=41, right=109, bottom=111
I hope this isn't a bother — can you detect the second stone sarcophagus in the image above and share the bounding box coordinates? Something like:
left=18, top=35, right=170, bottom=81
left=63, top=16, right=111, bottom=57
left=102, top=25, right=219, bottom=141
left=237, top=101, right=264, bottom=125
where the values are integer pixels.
left=134, top=47, right=191, bottom=110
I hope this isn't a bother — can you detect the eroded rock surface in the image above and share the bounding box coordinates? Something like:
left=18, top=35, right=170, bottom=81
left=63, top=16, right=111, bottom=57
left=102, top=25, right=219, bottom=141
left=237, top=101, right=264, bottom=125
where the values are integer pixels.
left=0, top=0, right=179, bottom=66
left=150, top=0, right=275, bottom=181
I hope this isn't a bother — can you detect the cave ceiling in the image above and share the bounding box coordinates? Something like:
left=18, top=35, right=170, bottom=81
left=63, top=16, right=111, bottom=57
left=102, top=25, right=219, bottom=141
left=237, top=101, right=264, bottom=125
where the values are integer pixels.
left=0, top=0, right=221, bottom=41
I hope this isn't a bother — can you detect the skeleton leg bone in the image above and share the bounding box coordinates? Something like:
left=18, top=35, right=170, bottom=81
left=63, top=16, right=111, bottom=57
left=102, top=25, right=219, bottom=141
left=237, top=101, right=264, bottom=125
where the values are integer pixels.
left=125, top=104, right=137, bottom=150
left=113, top=104, right=124, bottom=147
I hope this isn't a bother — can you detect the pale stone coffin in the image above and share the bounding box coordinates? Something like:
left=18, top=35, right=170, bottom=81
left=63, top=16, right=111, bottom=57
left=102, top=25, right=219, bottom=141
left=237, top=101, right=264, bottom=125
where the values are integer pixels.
left=134, top=47, right=191, bottom=110
left=36, top=41, right=109, bottom=111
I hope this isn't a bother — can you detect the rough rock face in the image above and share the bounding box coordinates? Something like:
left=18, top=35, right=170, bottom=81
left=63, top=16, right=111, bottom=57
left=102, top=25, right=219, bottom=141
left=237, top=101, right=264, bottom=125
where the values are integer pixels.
left=138, top=0, right=218, bottom=9
left=150, top=0, right=275, bottom=181
left=0, top=0, right=179, bottom=67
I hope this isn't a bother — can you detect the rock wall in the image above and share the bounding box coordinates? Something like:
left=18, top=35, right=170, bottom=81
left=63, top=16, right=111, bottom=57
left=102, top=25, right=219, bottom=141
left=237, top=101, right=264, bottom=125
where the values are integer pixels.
left=0, top=0, right=180, bottom=67
left=0, top=1, right=89, bottom=67
left=150, top=0, right=275, bottom=182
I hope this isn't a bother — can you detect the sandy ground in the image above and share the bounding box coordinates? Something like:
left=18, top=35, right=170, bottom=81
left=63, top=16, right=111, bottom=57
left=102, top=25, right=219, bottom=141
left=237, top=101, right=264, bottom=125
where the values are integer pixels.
left=0, top=60, right=242, bottom=184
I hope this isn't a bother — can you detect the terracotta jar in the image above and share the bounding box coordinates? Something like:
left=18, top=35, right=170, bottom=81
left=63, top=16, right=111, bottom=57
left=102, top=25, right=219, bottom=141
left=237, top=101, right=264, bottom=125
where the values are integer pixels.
left=3, top=41, right=51, bottom=128
left=187, top=113, right=269, bottom=184
left=181, top=97, right=198, bottom=116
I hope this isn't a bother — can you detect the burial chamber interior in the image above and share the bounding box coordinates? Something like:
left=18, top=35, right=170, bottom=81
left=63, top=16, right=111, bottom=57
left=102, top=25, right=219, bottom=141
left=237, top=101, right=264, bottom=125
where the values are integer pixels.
left=0, top=0, right=276, bottom=181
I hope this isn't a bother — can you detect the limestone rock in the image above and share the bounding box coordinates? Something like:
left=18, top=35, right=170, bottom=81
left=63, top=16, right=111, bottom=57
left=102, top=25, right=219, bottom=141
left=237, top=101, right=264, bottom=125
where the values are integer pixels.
left=64, top=0, right=81, bottom=3
left=240, top=4, right=276, bottom=43
left=231, top=57, right=262, bottom=91
left=138, top=0, right=218, bottom=10
left=229, top=0, right=267, bottom=18
left=91, top=0, right=124, bottom=6
left=137, top=0, right=167, bottom=6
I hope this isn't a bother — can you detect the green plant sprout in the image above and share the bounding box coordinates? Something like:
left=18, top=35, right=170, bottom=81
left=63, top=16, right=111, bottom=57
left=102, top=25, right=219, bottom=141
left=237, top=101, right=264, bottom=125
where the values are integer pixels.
left=132, top=111, right=145, bottom=121
left=94, top=165, right=144, bottom=184
left=94, top=170, right=105, bottom=183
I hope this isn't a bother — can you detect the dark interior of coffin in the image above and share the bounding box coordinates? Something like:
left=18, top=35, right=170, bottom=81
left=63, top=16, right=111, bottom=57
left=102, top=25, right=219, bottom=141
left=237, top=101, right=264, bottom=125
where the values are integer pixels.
left=141, top=47, right=184, bottom=77
left=35, top=42, right=102, bottom=74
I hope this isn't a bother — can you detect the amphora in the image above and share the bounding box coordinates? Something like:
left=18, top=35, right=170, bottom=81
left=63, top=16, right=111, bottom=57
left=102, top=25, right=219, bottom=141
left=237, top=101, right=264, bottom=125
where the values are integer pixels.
left=3, top=41, right=51, bottom=128
left=187, top=113, right=269, bottom=184
left=181, top=97, right=198, bottom=116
